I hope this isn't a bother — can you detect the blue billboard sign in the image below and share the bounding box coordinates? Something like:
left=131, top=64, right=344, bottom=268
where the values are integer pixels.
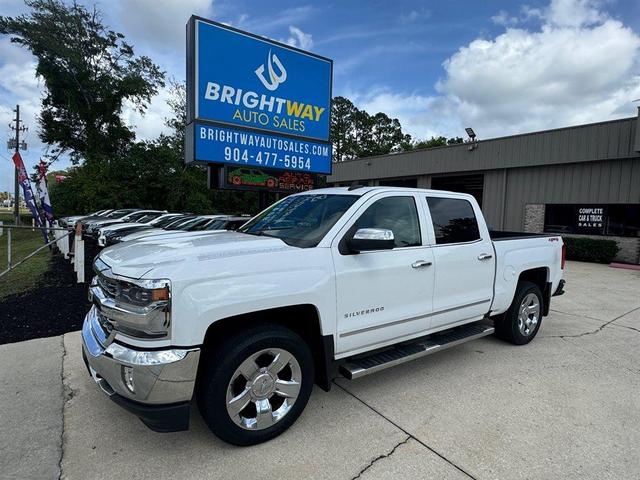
left=193, top=123, right=332, bottom=174
left=187, top=17, right=332, bottom=143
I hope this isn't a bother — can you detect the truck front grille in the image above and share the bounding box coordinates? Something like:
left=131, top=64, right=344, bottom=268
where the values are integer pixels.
left=97, top=274, right=118, bottom=298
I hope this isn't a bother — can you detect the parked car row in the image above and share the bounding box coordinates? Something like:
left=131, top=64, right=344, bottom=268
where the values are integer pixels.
left=57, top=209, right=250, bottom=247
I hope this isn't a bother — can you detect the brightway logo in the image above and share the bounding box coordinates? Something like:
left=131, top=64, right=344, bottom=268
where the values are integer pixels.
left=255, top=50, right=287, bottom=91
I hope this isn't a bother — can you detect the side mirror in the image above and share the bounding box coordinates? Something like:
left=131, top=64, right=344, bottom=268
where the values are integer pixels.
left=347, top=228, right=395, bottom=253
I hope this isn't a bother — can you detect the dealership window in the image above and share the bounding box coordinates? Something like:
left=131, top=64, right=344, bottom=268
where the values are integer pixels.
left=426, top=197, right=481, bottom=244
left=544, top=204, right=640, bottom=237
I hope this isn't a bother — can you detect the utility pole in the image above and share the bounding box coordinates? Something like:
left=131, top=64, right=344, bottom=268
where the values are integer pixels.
left=8, top=105, right=28, bottom=225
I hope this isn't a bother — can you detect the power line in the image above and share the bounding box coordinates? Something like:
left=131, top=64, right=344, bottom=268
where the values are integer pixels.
left=8, top=104, right=28, bottom=225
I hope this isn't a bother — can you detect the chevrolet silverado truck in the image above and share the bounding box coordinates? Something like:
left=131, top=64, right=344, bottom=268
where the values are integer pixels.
left=82, top=186, right=566, bottom=445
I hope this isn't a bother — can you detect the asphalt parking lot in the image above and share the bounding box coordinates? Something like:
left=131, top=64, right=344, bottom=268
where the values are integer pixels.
left=1, top=261, right=639, bottom=480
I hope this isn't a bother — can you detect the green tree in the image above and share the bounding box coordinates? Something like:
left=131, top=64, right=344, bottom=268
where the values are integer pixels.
left=0, top=0, right=165, bottom=163
left=49, top=82, right=259, bottom=216
left=330, top=96, right=412, bottom=161
left=411, top=136, right=464, bottom=150
left=368, top=112, right=409, bottom=156
left=330, top=96, right=357, bottom=162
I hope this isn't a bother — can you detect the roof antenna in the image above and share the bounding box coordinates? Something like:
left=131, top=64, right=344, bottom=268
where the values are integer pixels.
left=348, top=182, right=365, bottom=191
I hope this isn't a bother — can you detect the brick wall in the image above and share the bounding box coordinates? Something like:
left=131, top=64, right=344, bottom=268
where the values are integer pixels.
left=523, top=204, right=545, bottom=233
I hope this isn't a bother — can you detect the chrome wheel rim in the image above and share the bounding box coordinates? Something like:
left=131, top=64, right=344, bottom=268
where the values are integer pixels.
left=518, top=293, right=540, bottom=336
left=226, top=348, right=301, bottom=430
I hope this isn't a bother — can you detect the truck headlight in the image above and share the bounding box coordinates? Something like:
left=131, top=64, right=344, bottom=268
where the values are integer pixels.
left=92, top=258, right=172, bottom=338
left=115, top=279, right=170, bottom=308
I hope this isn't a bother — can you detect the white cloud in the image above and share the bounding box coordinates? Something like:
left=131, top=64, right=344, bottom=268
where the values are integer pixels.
left=344, top=0, right=640, bottom=142
left=343, top=88, right=455, bottom=140
left=545, top=0, right=606, bottom=27
left=491, top=10, right=519, bottom=27
left=122, top=86, right=174, bottom=141
left=112, top=0, right=213, bottom=53
left=0, top=38, right=48, bottom=193
left=436, top=0, right=640, bottom=138
left=284, top=26, right=313, bottom=50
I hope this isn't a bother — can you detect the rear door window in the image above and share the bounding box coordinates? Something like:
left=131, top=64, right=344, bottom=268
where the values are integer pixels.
left=426, top=197, right=480, bottom=244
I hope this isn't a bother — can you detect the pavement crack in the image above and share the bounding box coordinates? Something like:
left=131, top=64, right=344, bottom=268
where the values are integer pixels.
left=57, top=335, right=73, bottom=480
left=560, top=337, right=640, bottom=376
left=546, top=305, right=640, bottom=339
left=333, top=381, right=478, bottom=480
left=613, top=324, right=640, bottom=334
left=351, top=436, right=410, bottom=480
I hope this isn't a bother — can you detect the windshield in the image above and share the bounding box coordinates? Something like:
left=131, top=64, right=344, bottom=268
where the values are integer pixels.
left=120, top=211, right=150, bottom=222
left=107, top=209, right=136, bottom=219
left=136, top=212, right=163, bottom=223
left=181, top=217, right=215, bottom=231
left=162, top=216, right=196, bottom=230
left=239, top=194, right=359, bottom=248
left=201, top=219, right=228, bottom=231
left=150, top=215, right=182, bottom=228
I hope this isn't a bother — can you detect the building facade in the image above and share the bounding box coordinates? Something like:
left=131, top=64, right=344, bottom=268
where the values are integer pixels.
left=327, top=113, right=640, bottom=264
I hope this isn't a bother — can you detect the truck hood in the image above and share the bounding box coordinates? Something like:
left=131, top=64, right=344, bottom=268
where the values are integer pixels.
left=99, top=231, right=293, bottom=278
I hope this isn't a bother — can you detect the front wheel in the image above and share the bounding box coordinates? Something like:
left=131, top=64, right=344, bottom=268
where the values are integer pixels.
left=196, top=325, right=314, bottom=445
left=495, top=281, right=543, bottom=345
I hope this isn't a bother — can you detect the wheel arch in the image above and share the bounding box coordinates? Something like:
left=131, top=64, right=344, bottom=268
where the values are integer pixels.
left=517, top=267, right=551, bottom=316
left=200, top=304, right=334, bottom=392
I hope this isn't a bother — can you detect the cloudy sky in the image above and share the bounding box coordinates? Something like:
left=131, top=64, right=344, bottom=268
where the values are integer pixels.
left=1, top=0, right=640, bottom=192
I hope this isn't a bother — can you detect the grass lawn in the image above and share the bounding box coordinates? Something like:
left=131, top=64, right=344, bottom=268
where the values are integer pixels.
left=0, top=213, right=53, bottom=300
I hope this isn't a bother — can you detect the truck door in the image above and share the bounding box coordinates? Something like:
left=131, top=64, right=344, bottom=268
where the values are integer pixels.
left=332, top=193, right=435, bottom=356
left=424, top=195, right=495, bottom=329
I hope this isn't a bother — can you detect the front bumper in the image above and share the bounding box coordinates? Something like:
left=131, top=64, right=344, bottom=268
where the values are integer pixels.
left=81, top=306, right=200, bottom=432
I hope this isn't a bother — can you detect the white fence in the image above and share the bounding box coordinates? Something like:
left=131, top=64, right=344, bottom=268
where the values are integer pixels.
left=0, top=221, right=85, bottom=282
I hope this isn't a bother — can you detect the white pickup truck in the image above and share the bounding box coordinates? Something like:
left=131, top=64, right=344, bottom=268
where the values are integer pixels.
left=82, top=186, right=566, bottom=445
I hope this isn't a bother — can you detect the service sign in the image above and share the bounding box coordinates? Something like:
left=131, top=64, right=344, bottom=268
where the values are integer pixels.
left=221, top=165, right=317, bottom=193
left=187, top=17, right=332, bottom=142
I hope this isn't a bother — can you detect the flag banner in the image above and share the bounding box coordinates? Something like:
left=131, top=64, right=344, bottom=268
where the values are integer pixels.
left=12, top=152, right=48, bottom=243
left=37, top=162, right=54, bottom=226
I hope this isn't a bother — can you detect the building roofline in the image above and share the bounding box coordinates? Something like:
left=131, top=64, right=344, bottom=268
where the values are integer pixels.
left=338, top=115, right=637, bottom=165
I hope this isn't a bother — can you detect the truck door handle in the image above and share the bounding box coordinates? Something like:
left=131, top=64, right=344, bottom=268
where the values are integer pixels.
left=478, top=253, right=493, bottom=261
left=412, top=260, right=432, bottom=268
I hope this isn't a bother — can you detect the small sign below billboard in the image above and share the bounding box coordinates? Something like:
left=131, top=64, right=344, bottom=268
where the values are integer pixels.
left=221, top=166, right=317, bottom=193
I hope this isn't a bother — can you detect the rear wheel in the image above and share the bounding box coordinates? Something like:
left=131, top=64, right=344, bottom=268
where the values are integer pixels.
left=495, top=281, right=543, bottom=345
left=197, top=325, right=314, bottom=445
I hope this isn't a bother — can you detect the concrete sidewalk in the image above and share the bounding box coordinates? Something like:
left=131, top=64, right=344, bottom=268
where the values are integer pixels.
left=0, top=336, right=64, bottom=479
left=1, top=261, right=639, bottom=479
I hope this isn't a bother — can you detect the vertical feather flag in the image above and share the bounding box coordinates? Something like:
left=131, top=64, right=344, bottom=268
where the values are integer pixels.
left=37, top=161, right=54, bottom=226
left=12, top=152, right=48, bottom=243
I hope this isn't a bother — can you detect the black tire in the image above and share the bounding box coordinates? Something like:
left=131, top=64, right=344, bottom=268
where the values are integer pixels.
left=494, top=281, right=543, bottom=345
left=196, top=324, right=314, bottom=446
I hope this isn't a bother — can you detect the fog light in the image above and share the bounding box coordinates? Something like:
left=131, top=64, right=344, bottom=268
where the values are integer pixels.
left=122, top=366, right=135, bottom=393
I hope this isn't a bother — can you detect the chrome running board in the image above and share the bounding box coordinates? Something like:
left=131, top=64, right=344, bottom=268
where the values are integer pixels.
left=339, top=322, right=495, bottom=380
